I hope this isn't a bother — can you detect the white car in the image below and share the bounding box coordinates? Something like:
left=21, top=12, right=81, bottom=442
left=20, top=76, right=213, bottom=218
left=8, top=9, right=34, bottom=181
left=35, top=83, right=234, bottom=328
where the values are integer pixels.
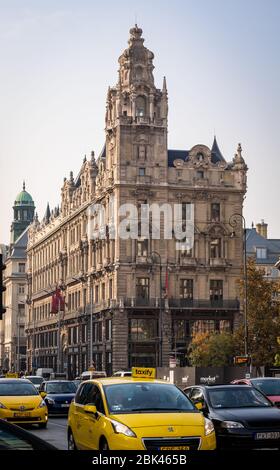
left=22, top=375, right=44, bottom=390
left=112, top=370, right=132, bottom=377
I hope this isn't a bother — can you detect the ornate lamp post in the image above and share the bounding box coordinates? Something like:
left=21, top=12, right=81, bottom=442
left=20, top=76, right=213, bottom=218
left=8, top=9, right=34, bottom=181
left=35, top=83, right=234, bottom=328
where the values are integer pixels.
left=151, top=251, right=163, bottom=367
left=229, top=213, right=248, bottom=357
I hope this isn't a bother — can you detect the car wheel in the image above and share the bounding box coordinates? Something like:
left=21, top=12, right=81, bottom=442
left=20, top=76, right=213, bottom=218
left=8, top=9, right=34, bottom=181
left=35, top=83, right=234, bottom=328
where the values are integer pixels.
left=38, top=422, right=47, bottom=429
left=68, top=430, right=77, bottom=451
left=99, top=437, right=109, bottom=450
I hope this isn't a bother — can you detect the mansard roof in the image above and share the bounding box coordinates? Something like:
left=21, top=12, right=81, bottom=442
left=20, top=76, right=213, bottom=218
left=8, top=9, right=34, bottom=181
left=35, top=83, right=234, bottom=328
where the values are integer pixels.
left=168, top=137, right=226, bottom=167
left=246, top=228, right=280, bottom=265
left=8, top=226, right=28, bottom=259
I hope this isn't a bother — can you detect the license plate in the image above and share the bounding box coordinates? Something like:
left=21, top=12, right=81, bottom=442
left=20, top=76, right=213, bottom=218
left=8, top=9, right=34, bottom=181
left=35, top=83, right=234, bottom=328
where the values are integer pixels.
left=160, top=446, right=190, bottom=450
left=255, top=432, right=280, bottom=440
left=14, top=412, right=31, bottom=417
left=61, top=404, right=70, bottom=408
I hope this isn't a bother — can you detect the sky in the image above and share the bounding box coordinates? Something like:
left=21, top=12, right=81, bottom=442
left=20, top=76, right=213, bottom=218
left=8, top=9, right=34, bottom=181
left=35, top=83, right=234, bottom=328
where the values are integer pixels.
left=0, top=0, right=280, bottom=244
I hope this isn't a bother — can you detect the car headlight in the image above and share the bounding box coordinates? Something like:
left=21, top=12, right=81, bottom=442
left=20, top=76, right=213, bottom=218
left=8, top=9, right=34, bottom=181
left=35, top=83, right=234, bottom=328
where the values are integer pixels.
left=38, top=400, right=47, bottom=408
left=204, top=418, right=215, bottom=435
left=110, top=419, right=136, bottom=438
left=0, top=402, right=7, bottom=409
left=46, top=398, right=55, bottom=405
left=221, top=421, right=244, bottom=429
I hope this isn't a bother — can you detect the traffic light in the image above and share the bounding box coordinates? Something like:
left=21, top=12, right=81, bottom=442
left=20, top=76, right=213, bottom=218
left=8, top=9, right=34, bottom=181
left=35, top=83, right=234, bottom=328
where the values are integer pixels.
left=0, top=254, right=6, bottom=320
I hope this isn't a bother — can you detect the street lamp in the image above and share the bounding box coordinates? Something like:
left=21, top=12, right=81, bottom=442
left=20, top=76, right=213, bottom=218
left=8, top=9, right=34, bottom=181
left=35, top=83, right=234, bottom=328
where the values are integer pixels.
left=151, top=251, right=163, bottom=367
left=229, top=213, right=248, bottom=357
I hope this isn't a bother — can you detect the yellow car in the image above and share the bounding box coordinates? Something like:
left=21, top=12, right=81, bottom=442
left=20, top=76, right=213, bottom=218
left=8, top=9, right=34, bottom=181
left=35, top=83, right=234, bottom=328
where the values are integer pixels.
left=67, top=368, right=216, bottom=450
left=0, top=378, right=48, bottom=428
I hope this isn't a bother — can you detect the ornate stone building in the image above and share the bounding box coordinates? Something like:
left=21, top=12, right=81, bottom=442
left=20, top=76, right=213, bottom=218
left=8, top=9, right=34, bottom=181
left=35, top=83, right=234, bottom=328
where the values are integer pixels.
left=0, top=184, right=35, bottom=371
left=26, top=26, right=247, bottom=376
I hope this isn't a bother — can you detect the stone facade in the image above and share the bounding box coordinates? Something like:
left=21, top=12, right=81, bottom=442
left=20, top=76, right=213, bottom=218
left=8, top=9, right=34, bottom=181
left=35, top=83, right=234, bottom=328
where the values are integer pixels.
left=26, top=26, right=247, bottom=376
left=0, top=184, right=35, bottom=372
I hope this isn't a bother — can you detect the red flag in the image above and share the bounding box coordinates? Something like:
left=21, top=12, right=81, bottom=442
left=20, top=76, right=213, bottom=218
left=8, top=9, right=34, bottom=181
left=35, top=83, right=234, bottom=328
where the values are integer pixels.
left=50, top=288, right=65, bottom=313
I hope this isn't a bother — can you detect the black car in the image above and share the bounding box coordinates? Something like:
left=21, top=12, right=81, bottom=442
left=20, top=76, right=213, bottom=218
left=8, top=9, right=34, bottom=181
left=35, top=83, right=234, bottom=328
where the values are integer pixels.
left=184, top=384, right=280, bottom=449
left=39, top=380, right=76, bottom=415
left=0, top=419, right=57, bottom=450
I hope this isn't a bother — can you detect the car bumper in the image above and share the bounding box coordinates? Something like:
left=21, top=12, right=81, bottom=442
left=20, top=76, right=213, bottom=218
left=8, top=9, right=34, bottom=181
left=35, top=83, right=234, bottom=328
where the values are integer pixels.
left=217, top=429, right=280, bottom=449
left=47, top=404, right=70, bottom=415
left=0, top=407, right=48, bottom=425
left=107, top=432, right=216, bottom=451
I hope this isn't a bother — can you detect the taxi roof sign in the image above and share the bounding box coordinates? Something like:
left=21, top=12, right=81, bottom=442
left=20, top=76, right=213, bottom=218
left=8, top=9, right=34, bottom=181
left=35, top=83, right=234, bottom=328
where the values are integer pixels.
left=132, top=367, right=156, bottom=379
left=5, top=372, right=19, bottom=378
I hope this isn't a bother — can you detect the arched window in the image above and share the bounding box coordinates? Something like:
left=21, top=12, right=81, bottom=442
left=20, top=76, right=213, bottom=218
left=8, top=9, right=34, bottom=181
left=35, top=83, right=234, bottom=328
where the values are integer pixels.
left=136, top=96, right=146, bottom=117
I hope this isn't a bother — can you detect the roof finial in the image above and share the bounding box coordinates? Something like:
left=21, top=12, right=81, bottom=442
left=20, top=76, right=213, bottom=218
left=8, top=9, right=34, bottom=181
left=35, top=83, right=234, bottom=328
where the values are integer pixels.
left=162, top=76, right=167, bottom=93
left=23, top=180, right=25, bottom=191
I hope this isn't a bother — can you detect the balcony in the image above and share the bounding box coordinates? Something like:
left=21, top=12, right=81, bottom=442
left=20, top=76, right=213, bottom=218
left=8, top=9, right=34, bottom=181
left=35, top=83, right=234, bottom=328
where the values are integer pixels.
left=209, top=258, right=228, bottom=268
left=124, top=298, right=164, bottom=308
left=168, top=299, right=240, bottom=310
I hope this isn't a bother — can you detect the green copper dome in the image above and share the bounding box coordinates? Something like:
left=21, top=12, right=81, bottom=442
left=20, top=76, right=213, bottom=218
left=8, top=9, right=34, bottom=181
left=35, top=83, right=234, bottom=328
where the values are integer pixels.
left=14, top=182, right=34, bottom=206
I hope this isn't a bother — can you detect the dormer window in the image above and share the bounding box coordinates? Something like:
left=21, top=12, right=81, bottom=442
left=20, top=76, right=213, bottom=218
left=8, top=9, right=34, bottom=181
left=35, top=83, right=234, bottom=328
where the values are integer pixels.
left=196, top=152, right=204, bottom=162
left=136, top=96, right=146, bottom=117
left=256, top=247, right=267, bottom=259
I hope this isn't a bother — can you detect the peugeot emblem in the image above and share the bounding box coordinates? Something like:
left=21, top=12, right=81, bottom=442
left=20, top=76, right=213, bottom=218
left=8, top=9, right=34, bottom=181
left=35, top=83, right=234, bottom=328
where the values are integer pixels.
left=168, top=427, right=174, bottom=432
left=20, top=406, right=26, bottom=411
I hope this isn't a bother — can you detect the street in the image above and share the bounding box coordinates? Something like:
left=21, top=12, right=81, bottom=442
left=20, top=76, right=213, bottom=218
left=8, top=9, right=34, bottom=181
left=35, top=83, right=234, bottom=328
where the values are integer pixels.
left=28, top=417, right=68, bottom=450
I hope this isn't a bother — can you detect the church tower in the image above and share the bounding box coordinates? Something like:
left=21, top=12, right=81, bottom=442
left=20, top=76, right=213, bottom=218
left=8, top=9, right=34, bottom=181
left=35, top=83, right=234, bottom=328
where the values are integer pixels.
left=10, top=182, right=35, bottom=244
left=105, top=25, right=168, bottom=180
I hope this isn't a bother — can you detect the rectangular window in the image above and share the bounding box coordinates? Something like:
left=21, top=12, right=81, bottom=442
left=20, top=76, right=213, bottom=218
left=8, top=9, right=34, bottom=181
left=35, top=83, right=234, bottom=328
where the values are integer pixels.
left=137, top=239, right=148, bottom=257
left=19, top=263, right=25, bottom=273
left=256, top=247, right=267, bottom=259
left=105, top=319, right=112, bottom=341
left=136, top=278, right=150, bottom=300
left=139, top=168, right=145, bottom=176
left=130, top=318, right=157, bottom=341
left=211, top=203, right=220, bottom=221
left=210, top=280, right=223, bottom=301
left=210, top=238, right=222, bottom=258
left=197, top=170, right=204, bottom=179
left=102, top=283, right=106, bottom=300
left=18, top=284, right=25, bottom=294
left=109, top=279, right=113, bottom=299
left=18, top=304, right=25, bottom=317
left=95, top=285, right=99, bottom=303
left=179, top=279, right=193, bottom=299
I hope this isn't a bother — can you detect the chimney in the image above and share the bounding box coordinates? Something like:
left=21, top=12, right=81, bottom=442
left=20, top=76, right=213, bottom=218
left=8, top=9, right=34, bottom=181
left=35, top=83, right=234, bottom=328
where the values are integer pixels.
left=256, top=220, right=268, bottom=239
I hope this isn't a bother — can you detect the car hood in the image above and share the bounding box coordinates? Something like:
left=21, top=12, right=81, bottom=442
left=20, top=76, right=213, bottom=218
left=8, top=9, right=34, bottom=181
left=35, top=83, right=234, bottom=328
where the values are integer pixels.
left=0, top=395, right=42, bottom=409
left=110, top=411, right=205, bottom=429
left=212, top=406, right=280, bottom=427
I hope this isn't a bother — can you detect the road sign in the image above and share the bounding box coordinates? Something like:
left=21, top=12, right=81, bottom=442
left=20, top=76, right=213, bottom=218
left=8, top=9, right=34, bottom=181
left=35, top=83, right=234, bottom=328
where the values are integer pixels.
left=234, top=356, right=251, bottom=365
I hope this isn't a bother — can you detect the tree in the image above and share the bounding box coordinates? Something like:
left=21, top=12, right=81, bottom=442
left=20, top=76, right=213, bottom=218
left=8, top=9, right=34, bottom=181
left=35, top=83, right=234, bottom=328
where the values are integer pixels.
left=188, top=331, right=236, bottom=367
left=234, top=258, right=280, bottom=367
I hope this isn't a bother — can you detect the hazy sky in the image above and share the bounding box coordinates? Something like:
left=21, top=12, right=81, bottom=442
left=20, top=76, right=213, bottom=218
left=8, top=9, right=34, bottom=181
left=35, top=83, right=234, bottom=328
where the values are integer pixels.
left=0, top=0, right=280, bottom=244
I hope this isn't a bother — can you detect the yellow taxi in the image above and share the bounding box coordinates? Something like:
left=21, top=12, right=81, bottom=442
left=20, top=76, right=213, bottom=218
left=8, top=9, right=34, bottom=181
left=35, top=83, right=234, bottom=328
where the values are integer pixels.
left=0, top=378, right=48, bottom=428
left=67, top=367, right=216, bottom=450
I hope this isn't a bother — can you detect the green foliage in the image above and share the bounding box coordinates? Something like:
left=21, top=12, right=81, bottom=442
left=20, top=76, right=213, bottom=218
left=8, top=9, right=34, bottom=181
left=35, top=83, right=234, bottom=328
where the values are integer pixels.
left=188, top=331, right=236, bottom=367
left=234, top=258, right=280, bottom=367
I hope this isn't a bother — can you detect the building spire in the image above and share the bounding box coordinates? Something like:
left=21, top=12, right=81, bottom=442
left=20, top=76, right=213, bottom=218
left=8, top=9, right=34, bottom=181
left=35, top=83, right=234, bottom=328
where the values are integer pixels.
left=23, top=180, right=25, bottom=191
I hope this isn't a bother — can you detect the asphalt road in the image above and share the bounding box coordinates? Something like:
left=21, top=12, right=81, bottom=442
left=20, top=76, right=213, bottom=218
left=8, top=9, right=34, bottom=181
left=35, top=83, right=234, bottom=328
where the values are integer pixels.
left=27, top=417, right=68, bottom=450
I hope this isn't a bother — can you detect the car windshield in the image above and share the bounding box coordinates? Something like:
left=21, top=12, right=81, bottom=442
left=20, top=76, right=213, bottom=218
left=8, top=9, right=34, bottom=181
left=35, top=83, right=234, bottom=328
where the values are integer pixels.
left=209, top=388, right=272, bottom=409
left=46, top=382, right=76, bottom=394
left=27, top=377, right=43, bottom=385
left=251, top=379, right=280, bottom=396
left=0, top=382, right=38, bottom=396
left=104, top=383, right=195, bottom=414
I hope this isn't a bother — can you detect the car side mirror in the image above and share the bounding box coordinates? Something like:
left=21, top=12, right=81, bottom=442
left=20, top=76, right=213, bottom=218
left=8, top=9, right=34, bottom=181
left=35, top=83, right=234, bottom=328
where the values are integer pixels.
left=195, top=402, right=203, bottom=410
left=40, top=392, right=47, bottom=399
left=84, top=404, right=97, bottom=415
